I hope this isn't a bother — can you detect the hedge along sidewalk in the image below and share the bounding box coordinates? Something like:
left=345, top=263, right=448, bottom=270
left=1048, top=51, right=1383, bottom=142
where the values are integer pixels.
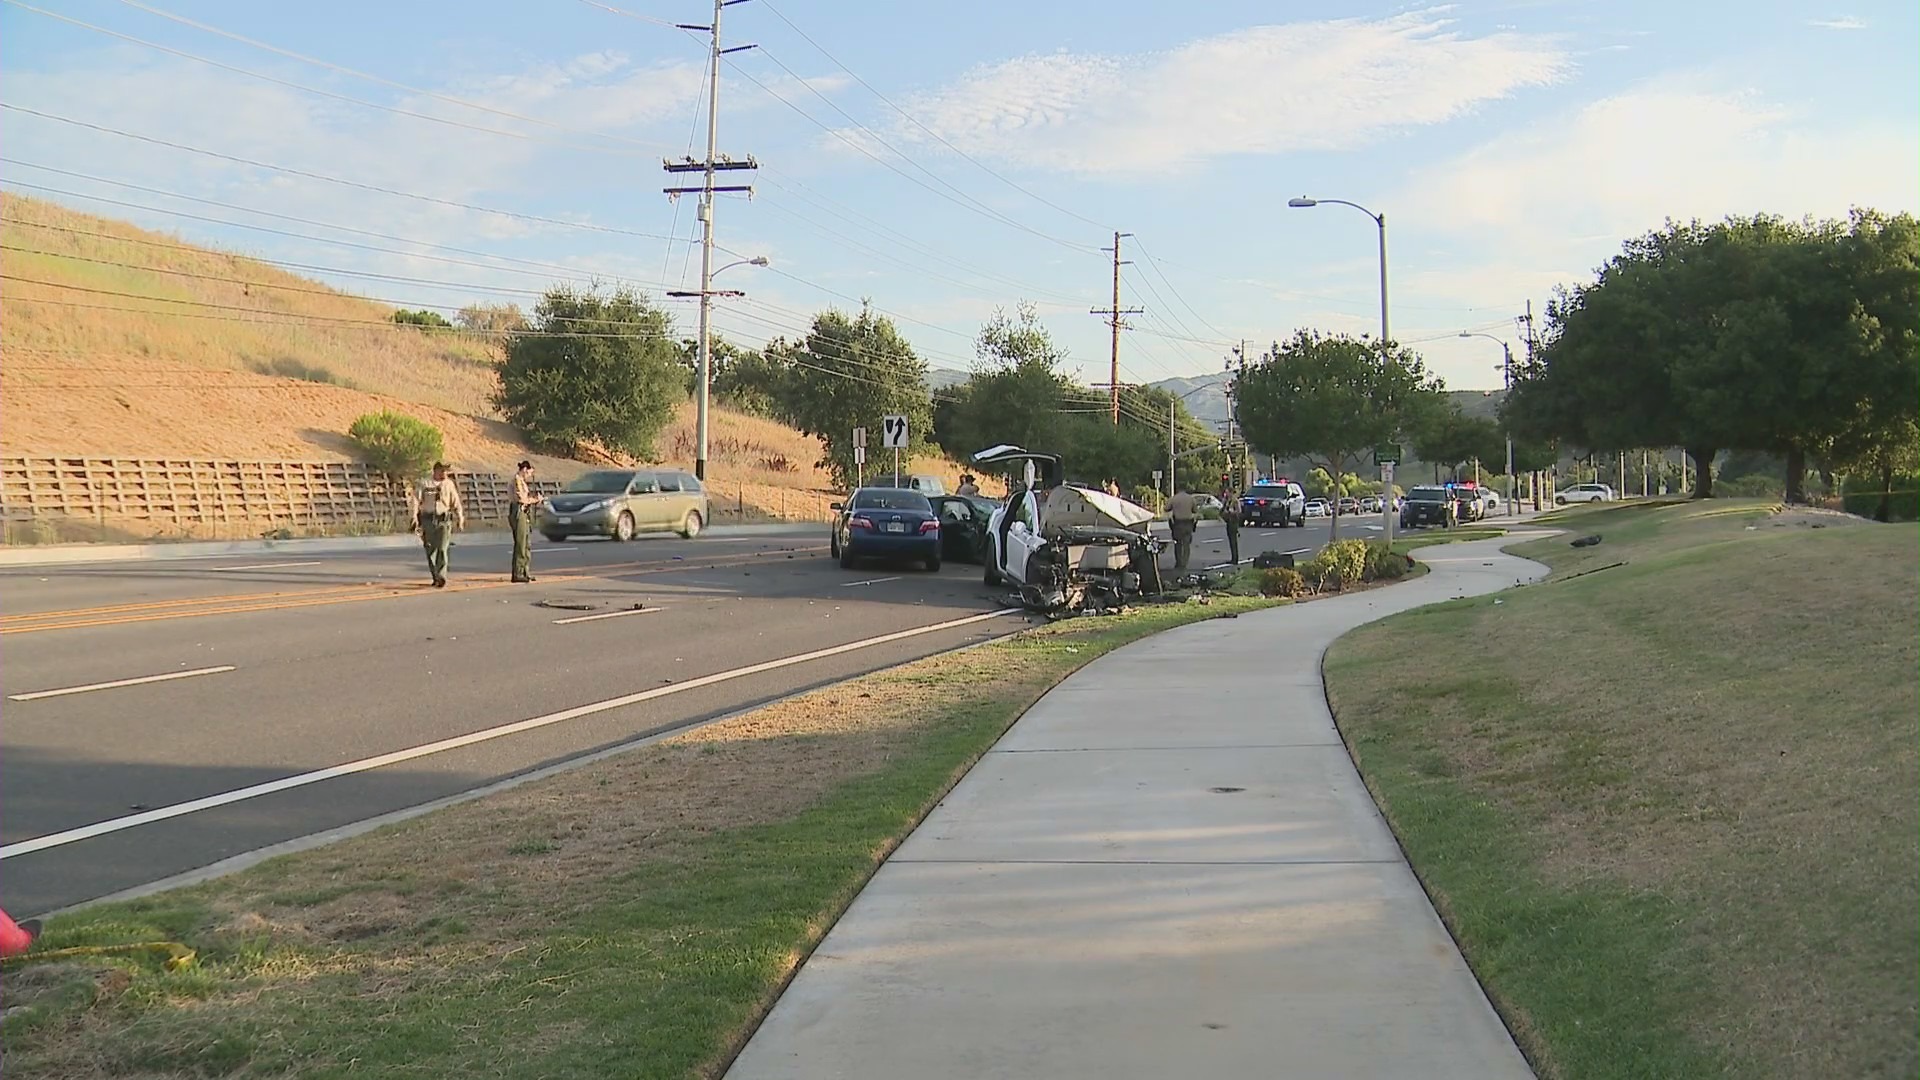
left=2, top=596, right=1286, bottom=1080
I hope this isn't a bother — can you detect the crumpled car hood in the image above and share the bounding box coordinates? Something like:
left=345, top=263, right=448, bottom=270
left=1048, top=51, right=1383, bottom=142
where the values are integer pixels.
left=1042, top=485, right=1155, bottom=532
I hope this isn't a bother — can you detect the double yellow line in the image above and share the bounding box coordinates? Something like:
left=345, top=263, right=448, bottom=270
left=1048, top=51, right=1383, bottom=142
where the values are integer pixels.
left=0, top=546, right=826, bottom=634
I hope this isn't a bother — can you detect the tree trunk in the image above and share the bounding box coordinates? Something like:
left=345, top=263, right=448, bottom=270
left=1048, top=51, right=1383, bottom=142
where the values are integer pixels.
left=1686, top=447, right=1718, bottom=498
left=1783, top=444, right=1807, bottom=505
left=1878, top=463, right=1894, bottom=522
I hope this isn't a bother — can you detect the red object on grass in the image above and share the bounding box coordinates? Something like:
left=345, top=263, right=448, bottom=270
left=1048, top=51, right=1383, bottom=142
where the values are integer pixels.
left=0, top=906, right=40, bottom=957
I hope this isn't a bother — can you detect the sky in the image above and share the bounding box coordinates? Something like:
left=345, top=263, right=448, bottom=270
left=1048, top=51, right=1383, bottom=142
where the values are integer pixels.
left=2, top=0, right=1916, bottom=393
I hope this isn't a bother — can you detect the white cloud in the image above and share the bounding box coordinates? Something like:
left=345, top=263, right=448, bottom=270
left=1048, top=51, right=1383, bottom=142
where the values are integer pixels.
left=1807, top=15, right=1868, bottom=30
left=1389, top=76, right=1920, bottom=386
left=852, top=11, right=1570, bottom=175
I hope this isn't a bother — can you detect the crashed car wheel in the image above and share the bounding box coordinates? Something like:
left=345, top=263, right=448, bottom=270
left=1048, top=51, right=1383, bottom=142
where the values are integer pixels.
left=984, top=560, right=1003, bottom=586
left=839, top=547, right=857, bottom=569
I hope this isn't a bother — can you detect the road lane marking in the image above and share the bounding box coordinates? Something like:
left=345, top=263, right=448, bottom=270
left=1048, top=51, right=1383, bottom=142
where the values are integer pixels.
left=840, top=576, right=902, bottom=587
left=208, top=561, right=324, bottom=572
left=0, top=547, right=827, bottom=634
left=552, top=607, right=662, bottom=625
left=0, top=607, right=1018, bottom=858
left=7, top=665, right=237, bottom=702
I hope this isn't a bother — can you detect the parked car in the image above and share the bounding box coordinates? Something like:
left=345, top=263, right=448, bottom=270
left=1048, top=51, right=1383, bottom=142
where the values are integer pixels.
left=1193, top=493, right=1224, bottom=515
left=541, top=469, right=707, bottom=542
left=1240, top=480, right=1305, bottom=527
left=1304, top=499, right=1329, bottom=518
left=1399, top=485, right=1455, bottom=529
left=1450, top=483, right=1486, bottom=523
left=831, top=487, right=942, bottom=570
left=1359, top=495, right=1382, bottom=513
left=1479, top=489, right=1503, bottom=514
left=1336, top=497, right=1361, bottom=516
left=927, top=493, right=1000, bottom=564
left=1554, top=483, right=1615, bottom=504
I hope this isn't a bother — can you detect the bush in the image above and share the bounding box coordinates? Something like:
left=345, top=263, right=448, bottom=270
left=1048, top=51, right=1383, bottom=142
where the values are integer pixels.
left=1364, top=539, right=1410, bottom=580
left=392, top=308, right=453, bottom=330
left=250, top=356, right=348, bottom=386
left=1717, top=473, right=1782, bottom=498
left=1318, top=538, right=1370, bottom=587
left=496, top=287, right=682, bottom=459
left=348, top=411, right=444, bottom=478
left=1258, top=567, right=1306, bottom=597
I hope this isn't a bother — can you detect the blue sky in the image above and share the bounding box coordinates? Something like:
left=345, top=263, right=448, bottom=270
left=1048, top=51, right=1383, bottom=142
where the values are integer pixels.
left=3, top=0, right=1915, bottom=392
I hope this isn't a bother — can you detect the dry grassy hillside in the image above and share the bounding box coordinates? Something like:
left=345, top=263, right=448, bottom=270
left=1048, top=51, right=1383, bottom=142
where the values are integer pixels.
left=0, top=195, right=980, bottom=521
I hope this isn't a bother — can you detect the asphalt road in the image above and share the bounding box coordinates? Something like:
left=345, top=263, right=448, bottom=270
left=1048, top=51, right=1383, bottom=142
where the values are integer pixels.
left=0, top=515, right=1385, bottom=914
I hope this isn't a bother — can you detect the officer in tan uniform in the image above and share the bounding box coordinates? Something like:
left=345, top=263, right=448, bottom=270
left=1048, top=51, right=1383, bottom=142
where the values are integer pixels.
left=510, top=460, right=538, bottom=584
left=406, top=462, right=466, bottom=588
left=1165, top=485, right=1199, bottom=574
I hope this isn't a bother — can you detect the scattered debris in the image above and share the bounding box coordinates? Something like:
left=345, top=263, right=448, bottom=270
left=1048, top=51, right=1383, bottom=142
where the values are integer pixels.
left=534, top=599, right=600, bottom=612
left=1570, top=534, right=1603, bottom=548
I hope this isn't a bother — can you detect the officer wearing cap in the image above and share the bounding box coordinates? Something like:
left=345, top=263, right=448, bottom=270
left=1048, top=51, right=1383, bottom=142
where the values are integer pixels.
left=510, top=460, right=538, bottom=584
left=406, top=462, right=466, bottom=588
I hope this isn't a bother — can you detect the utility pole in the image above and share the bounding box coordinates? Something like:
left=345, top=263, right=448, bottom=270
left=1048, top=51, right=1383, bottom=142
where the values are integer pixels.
left=1091, top=231, right=1142, bottom=425
left=665, top=0, right=757, bottom=482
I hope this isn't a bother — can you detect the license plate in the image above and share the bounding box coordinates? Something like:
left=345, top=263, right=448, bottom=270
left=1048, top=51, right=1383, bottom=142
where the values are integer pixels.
left=556, top=516, right=572, bottom=524
left=886, top=522, right=906, bottom=534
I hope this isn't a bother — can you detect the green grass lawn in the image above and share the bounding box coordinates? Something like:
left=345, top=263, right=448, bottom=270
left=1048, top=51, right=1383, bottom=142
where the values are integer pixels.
left=1, top=598, right=1276, bottom=1079
left=1324, top=501, right=1918, bottom=1078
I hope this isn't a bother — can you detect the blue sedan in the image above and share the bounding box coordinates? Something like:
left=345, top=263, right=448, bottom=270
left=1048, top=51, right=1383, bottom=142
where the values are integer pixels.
left=831, top=488, right=942, bottom=571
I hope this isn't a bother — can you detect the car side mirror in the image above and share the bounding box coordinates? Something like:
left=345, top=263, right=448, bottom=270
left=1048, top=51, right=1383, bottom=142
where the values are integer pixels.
left=830, top=502, right=844, bottom=511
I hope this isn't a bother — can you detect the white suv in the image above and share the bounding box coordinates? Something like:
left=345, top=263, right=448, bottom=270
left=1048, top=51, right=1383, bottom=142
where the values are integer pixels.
left=1554, top=483, right=1615, bottom=504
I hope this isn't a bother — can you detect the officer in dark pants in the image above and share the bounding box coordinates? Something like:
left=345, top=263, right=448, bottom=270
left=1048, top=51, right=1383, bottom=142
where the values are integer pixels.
left=509, top=460, right=538, bottom=583
left=1219, top=484, right=1242, bottom=565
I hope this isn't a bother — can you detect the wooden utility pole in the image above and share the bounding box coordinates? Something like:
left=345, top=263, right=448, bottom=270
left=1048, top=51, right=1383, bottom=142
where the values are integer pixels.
left=1091, top=231, right=1142, bottom=424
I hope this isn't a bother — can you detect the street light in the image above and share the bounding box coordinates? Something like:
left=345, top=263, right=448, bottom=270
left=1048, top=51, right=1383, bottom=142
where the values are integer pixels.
left=1460, top=331, right=1516, bottom=515
left=1291, top=194, right=1392, bottom=543
left=668, top=255, right=770, bottom=481
left=1100, top=379, right=1229, bottom=500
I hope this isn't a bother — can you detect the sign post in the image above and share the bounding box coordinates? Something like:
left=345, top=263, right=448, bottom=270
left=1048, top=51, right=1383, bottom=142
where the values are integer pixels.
left=1374, top=444, right=1401, bottom=548
left=881, top=415, right=908, bottom=483
left=853, top=426, right=867, bottom=489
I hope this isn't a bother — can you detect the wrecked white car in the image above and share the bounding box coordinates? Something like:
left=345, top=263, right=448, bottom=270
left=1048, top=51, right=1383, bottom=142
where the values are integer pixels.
left=973, top=445, right=1166, bottom=612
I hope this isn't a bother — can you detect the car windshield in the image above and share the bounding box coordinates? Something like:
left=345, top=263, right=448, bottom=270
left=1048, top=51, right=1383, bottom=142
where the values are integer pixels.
left=565, top=471, right=633, bottom=494
left=853, top=489, right=932, bottom=512
left=1249, top=486, right=1290, bottom=498
left=1409, top=487, right=1449, bottom=501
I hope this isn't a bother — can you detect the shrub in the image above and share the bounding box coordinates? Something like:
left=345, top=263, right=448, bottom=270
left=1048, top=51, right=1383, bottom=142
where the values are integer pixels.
left=1842, top=472, right=1920, bottom=522
left=348, top=411, right=444, bottom=478
left=392, top=308, right=453, bottom=330
left=251, top=356, right=347, bottom=386
left=495, top=287, right=681, bottom=459
left=1717, top=472, right=1782, bottom=498
left=1258, top=567, right=1306, bottom=597
left=1364, top=539, right=1410, bottom=580
left=1316, top=538, right=1370, bottom=587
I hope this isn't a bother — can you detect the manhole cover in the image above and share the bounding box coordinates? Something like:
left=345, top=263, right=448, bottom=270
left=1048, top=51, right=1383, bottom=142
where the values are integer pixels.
left=1208, top=786, right=1245, bottom=794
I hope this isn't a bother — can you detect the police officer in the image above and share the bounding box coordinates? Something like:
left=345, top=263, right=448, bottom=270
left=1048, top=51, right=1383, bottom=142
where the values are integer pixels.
left=1218, top=482, right=1242, bottom=565
left=407, top=462, right=466, bottom=588
left=510, top=460, right=538, bottom=584
left=1166, top=484, right=1199, bottom=573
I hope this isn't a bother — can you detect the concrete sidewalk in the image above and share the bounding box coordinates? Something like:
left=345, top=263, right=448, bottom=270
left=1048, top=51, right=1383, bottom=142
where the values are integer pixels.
left=728, top=536, right=1548, bottom=1080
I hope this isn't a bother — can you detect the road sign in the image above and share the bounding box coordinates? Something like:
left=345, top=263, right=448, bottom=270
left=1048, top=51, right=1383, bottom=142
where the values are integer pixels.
left=853, top=426, right=867, bottom=449
left=881, top=415, right=909, bottom=450
left=853, top=445, right=866, bottom=465
left=1381, top=461, right=1395, bottom=484
left=1152, top=469, right=1163, bottom=484
left=1373, top=443, right=1401, bottom=466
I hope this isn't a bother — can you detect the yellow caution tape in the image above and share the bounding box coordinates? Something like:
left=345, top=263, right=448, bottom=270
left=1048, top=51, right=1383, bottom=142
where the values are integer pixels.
left=0, top=941, right=196, bottom=972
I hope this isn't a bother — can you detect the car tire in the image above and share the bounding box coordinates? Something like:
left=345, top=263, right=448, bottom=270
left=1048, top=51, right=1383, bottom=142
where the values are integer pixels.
left=830, top=534, right=841, bottom=559
left=839, top=546, right=856, bottom=569
left=680, top=510, right=703, bottom=539
left=925, top=555, right=942, bottom=573
left=984, top=559, right=1003, bottom=586
left=543, top=532, right=567, bottom=543
left=1555, top=496, right=1567, bottom=505
left=613, top=511, right=636, bottom=542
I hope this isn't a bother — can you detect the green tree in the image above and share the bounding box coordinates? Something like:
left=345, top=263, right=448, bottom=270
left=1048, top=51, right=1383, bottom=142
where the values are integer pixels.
left=1413, top=406, right=1505, bottom=480
left=776, top=305, right=933, bottom=485
left=392, top=308, right=453, bottom=329
left=347, top=411, right=444, bottom=479
left=936, top=303, right=1074, bottom=458
left=1235, top=330, right=1445, bottom=535
left=494, top=287, right=682, bottom=459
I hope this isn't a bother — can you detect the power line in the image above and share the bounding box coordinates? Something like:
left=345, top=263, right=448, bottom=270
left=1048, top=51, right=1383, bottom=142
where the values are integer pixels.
left=757, top=0, right=1113, bottom=234
left=2, top=1, right=648, bottom=158
left=0, top=105, right=682, bottom=243
left=106, top=0, right=680, bottom=152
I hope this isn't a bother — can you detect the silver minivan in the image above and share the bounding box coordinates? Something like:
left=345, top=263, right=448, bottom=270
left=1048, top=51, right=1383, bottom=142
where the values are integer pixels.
left=540, top=469, right=708, bottom=541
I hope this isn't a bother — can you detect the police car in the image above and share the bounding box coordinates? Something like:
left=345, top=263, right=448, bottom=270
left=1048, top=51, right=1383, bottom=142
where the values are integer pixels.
left=1240, top=479, right=1306, bottom=527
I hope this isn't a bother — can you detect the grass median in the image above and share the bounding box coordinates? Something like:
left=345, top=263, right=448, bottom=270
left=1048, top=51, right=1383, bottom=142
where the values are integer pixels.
left=1325, top=500, right=1918, bottom=1078
left=2, top=596, right=1279, bottom=1079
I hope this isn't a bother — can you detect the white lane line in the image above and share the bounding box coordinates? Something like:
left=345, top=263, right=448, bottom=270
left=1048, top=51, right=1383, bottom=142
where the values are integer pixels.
left=0, top=608, right=1019, bottom=859
left=7, top=665, right=237, bottom=702
left=552, top=607, right=662, bottom=625
left=538, top=546, right=579, bottom=552
left=841, top=576, right=902, bottom=587
left=1282, top=547, right=1311, bottom=556
left=207, top=561, right=323, bottom=572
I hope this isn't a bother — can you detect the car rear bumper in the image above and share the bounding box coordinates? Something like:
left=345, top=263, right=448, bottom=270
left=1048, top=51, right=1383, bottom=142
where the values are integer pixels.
left=845, top=531, right=940, bottom=559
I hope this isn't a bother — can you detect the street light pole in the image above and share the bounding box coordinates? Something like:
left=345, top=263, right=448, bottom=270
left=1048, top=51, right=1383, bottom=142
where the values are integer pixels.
left=1460, top=331, right=1516, bottom=516
left=1291, top=195, right=1392, bottom=542
left=667, top=255, right=768, bottom=481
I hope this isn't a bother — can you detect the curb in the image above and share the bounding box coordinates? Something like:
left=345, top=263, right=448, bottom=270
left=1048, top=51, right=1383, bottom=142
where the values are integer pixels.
left=0, top=523, right=819, bottom=567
